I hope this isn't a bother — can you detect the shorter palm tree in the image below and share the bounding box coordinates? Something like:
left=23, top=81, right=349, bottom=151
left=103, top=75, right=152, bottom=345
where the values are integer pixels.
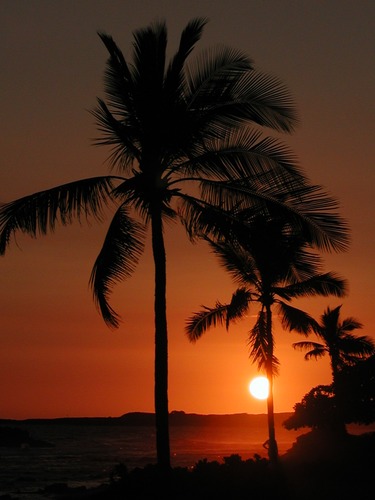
left=186, top=216, right=347, bottom=465
left=292, top=305, right=375, bottom=433
left=292, top=305, right=375, bottom=380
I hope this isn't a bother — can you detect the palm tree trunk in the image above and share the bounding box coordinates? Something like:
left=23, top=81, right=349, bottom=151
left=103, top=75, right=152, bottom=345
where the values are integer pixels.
left=266, top=368, right=278, bottom=465
left=151, top=207, right=171, bottom=470
left=265, top=304, right=278, bottom=466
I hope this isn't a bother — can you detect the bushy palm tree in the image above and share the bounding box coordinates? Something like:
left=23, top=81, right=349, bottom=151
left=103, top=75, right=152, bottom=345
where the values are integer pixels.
left=0, top=19, right=349, bottom=469
left=186, top=215, right=348, bottom=465
left=292, top=305, right=375, bottom=371
left=292, top=305, right=375, bottom=432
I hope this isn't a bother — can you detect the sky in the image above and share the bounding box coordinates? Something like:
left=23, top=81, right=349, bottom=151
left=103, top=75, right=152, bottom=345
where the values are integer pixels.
left=1, top=0, right=374, bottom=419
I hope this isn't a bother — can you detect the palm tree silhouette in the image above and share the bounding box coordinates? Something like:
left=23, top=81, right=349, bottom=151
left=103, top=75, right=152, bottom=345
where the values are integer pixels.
left=0, top=19, right=349, bottom=469
left=292, top=305, right=375, bottom=432
left=186, top=216, right=347, bottom=465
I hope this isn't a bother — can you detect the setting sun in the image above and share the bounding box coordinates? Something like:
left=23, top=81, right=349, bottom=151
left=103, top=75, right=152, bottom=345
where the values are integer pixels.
left=249, top=376, right=269, bottom=400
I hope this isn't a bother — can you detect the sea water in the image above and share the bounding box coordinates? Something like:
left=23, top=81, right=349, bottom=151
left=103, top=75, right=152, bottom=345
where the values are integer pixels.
left=4, top=414, right=369, bottom=499
left=1, top=423, right=159, bottom=498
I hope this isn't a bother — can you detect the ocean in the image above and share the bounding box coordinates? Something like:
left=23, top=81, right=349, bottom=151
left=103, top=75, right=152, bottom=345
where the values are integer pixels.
left=1, top=413, right=371, bottom=499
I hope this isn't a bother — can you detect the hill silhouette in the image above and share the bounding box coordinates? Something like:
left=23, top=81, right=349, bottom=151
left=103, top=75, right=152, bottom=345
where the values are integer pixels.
left=0, top=410, right=293, bottom=427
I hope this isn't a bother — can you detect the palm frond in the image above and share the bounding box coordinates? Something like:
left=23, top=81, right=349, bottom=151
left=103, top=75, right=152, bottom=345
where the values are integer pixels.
left=285, top=249, right=324, bottom=282
left=340, top=317, right=364, bottom=332
left=274, top=184, right=350, bottom=253
left=197, top=180, right=349, bottom=256
left=0, top=177, right=116, bottom=255
left=89, top=205, right=145, bottom=328
left=247, top=312, right=268, bottom=369
left=280, top=272, right=348, bottom=300
left=131, top=20, right=167, bottom=93
left=186, top=46, right=298, bottom=135
left=339, top=334, right=375, bottom=358
left=230, top=70, right=299, bottom=133
left=247, top=312, right=279, bottom=375
left=277, top=302, right=319, bottom=335
left=91, top=98, right=140, bottom=172
left=292, top=341, right=326, bottom=361
left=320, top=305, right=342, bottom=332
left=165, top=17, right=207, bottom=99
left=176, top=192, right=241, bottom=243
left=185, top=302, right=229, bottom=342
left=226, top=287, right=252, bottom=327
left=180, top=128, right=303, bottom=186
left=207, top=239, right=259, bottom=287
left=97, top=32, right=134, bottom=116
left=186, top=44, right=253, bottom=112
left=192, top=179, right=348, bottom=256
left=267, top=242, right=324, bottom=283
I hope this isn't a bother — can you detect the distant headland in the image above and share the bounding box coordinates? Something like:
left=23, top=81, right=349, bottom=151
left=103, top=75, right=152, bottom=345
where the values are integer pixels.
left=0, top=410, right=293, bottom=427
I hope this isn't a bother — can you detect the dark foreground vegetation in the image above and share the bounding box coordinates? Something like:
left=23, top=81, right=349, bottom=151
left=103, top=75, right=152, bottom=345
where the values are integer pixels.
left=17, top=430, right=372, bottom=500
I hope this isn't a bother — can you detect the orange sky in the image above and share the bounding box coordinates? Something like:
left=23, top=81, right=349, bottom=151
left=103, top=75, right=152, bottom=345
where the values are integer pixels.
left=1, top=0, right=374, bottom=419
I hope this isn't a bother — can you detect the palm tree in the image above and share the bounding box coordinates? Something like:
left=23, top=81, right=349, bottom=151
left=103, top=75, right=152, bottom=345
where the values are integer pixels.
left=292, top=305, right=375, bottom=432
left=0, top=19, right=349, bottom=469
left=186, top=216, right=348, bottom=465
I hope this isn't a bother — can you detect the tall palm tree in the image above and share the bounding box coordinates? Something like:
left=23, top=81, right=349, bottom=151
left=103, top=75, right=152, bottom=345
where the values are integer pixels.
left=186, top=216, right=348, bottom=465
left=292, top=305, right=375, bottom=432
left=0, top=19, right=349, bottom=469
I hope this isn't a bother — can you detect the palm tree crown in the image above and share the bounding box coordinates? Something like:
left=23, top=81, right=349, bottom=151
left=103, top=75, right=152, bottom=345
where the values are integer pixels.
left=292, top=305, right=375, bottom=380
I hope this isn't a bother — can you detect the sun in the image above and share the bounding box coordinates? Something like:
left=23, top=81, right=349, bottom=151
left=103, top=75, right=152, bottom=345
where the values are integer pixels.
left=249, top=376, right=269, bottom=400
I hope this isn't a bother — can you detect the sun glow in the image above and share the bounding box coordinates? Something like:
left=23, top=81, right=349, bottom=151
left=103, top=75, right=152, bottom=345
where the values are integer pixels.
left=249, top=376, right=269, bottom=400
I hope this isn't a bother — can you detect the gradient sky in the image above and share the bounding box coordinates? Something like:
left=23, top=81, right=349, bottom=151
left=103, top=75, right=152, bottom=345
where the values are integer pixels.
left=1, top=0, right=374, bottom=419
